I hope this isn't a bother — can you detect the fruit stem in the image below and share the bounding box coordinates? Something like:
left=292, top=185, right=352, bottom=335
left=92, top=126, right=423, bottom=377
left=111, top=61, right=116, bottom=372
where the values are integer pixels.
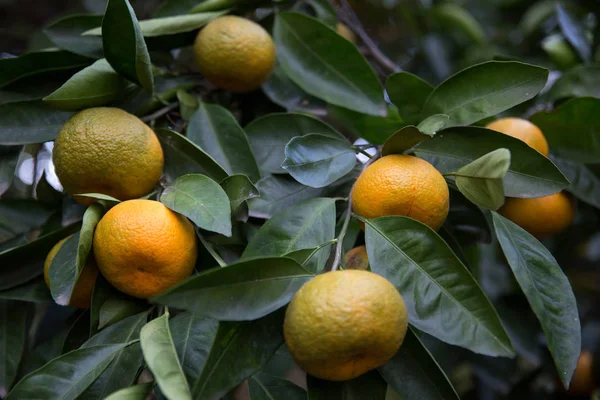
left=352, top=146, right=374, bottom=159
left=198, top=233, right=227, bottom=267
left=331, top=201, right=353, bottom=271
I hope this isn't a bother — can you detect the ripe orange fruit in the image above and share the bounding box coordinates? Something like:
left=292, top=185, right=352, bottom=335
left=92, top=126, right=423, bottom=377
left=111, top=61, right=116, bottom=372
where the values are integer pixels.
left=485, top=117, right=549, bottom=156
left=53, top=107, right=164, bottom=204
left=567, top=351, right=596, bottom=396
left=344, top=246, right=369, bottom=270
left=193, top=16, right=276, bottom=92
left=93, top=200, right=198, bottom=299
left=352, top=155, right=449, bottom=230
left=284, top=270, right=408, bottom=381
left=499, top=192, right=574, bottom=238
left=44, top=235, right=98, bottom=308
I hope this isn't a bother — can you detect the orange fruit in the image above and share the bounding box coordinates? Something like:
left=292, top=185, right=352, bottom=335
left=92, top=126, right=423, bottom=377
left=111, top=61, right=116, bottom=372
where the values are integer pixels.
left=93, top=199, right=198, bottom=299
left=499, top=192, right=574, bottom=238
left=43, top=235, right=98, bottom=308
left=485, top=117, right=549, bottom=156
left=352, top=155, right=449, bottom=230
left=344, top=246, right=369, bottom=270
left=284, top=270, right=408, bottom=381
left=53, top=107, right=164, bottom=204
left=193, top=16, right=276, bottom=92
left=567, top=351, right=596, bottom=396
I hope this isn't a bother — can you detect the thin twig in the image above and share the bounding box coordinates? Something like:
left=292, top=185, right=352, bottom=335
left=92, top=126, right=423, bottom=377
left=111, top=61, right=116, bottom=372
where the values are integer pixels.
left=141, top=102, right=179, bottom=123
left=198, top=232, right=227, bottom=267
left=330, top=0, right=400, bottom=74
left=330, top=201, right=353, bottom=271
left=352, top=146, right=373, bottom=159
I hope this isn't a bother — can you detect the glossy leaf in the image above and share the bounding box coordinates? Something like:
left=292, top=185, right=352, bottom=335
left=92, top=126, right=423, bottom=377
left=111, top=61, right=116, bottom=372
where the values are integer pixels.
left=552, top=156, right=600, bottom=209
left=220, top=174, right=260, bottom=214
left=556, top=4, right=591, bottom=62
left=191, top=310, right=285, bottom=400
left=0, top=279, right=53, bottom=303
left=531, top=97, right=600, bottom=163
left=160, top=174, right=232, bottom=236
left=248, top=372, right=307, bottom=399
left=386, top=72, right=433, bottom=121
left=6, top=343, right=127, bottom=400
left=261, top=64, right=327, bottom=113
left=381, top=125, right=433, bottom=156
left=156, top=128, right=228, bottom=183
left=187, top=103, right=260, bottom=182
left=102, top=0, right=154, bottom=92
left=418, top=114, right=449, bottom=135
left=119, top=75, right=198, bottom=115
left=274, top=12, right=385, bottom=115
left=0, top=300, right=30, bottom=398
left=43, top=59, right=133, bottom=111
left=141, top=312, right=191, bottom=400
left=0, top=199, right=54, bottom=243
left=364, top=216, right=514, bottom=356
left=548, top=66, right=600, bottom=100
left=454, top=148, right=511, bottom=210
left=0, top=101, right=72, bottom=145
left=104, top=383, right=153, bottom=400
left=492, top=212, right=581, bottom=388
left=283, top=134, right=356, bottom=188
left=43, top=14, right=104, bottom=58
left=153, top=257, right=313, bottom=321
left=379, top=327, right=459, bottom=400
left=245, top=112, right=343, bottom=174
left=421, top=61, right=548, bottom=127
left=98, top=297, right=147, bottom=329
left=328, top=104, right=406, bottom=144
left=414, top=126, right=569, bottom=197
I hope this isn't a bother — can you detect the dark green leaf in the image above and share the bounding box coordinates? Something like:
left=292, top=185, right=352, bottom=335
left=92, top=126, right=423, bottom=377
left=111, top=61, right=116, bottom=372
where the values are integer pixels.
left=328, top=105, right=406, bottom=144
left=431, top=4, right=486, bottom=45
left=421, top=61, right=548, bottom=127
left=249, top=372, right=307, bottom=400
left=102, top=0, right=154, bottom=92
left=0, top=150, right=19, bottom=196
left=43, top=59, right=134, bottom=111
left=0, top=199, right=54, bottom=243
left=379, top=327, right=459, bottom=400
left=364, top=216, right=514, bottom=356
left=192, top=310, right=285, bottom=400
left=0, top=50, right=91, bottom=88
left=187, top=103, right=260, bottom=182
left=170, top=312, right=218, bottom=383
left=492, top=212, right=581, bottom=388
left=552, top=156, right=600, bottom=209
left=556, top=4, right=591, bottom=62
left=177, top=90, right=199, bottom=121
left=119, top=75, right=198, bottom=116
left=154, top=0, right=202, bottom=16
left=156, top=128, right=228, bottom=183
left=454, top=148, right=511, bottom=210
left=90, top=275, right=120, bottom=336
left=153, top=257, right=312, bottom=321
left=220, top=174, right=260, bottom=214
left=307, top=371, right=387, bottom=400
left=414, top=126, right=569, bottom=197
left=283, top=134, right=356, bottom=188
left=0, top=101, right=72, bottom=145
left=6, top=343, right=127, bottom=400
left=104, top=383, right=153, bottom=400
left=262, top=64, right=327, bottom=113
left=0, top=300, right=31, bottom=398
left=44, top=14, right=104, bottom=58
left=381, top=126, right=433, bottom=156
left=386, top=72, right=433, bottom=121
left=307, top=0, right=337, bottom=27
left=245, top=112, right=343, bottom=175
left=0, top=278, right=52, bottom=303
left=160, top=174, right=232, bottom=236
left=274, top=12, right=385, bottom=115
left=98, top=297, right=147, bottom=329
left=521, top=0, right=557, bottom=36
left=141, top=312, right=191, bottom=400
left=531, top=97, right=600, bottom=163
left=548, top=65, right=600, bottom=100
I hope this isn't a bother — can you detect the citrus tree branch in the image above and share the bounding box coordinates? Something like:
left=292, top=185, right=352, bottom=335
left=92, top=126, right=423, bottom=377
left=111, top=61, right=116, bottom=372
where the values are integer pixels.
left=141, top=102, right=179, bottom=123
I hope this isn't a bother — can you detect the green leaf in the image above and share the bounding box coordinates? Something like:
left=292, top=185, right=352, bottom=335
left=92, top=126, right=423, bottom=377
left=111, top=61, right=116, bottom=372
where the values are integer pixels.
left=328, top=104, right=406, bottom=144
left=0, top=150, right=18, bottom=196
left=141, top=312, right=191, bottom=400
left=187, top=103, right=260, bottom=182
left=556, top=4, right=591, bottom=62
left=0, top=50, right=91, bottom=88
left=431, top=4, right=486, bottom=45
left=6, top=343, right=127, bottom=400
left=421, top=61, right=548, bottom=127
left=104, top=383, right=154, bottom=400
left=262, top=64, right=327, bottom=113
left=192, top=310, right=285, bottom=400
left=153, top=257, right=313, bottom=321
left=307, top=371, right=387, bottom=400
left=156, top=128, right=228, bottom=183
left=74, top=193, right=121, bottom=205
left=154, top=0, right=204, bottom=16
left=220, top=174, right=260, bottom=214
left=531, top=97, right=600, bottom=163
left=386, top=72, right=433, bottom=122
left=0, top=223, right=80, bottom=291
left=248, top=372, right=307, bottom=399
left=307, top=0, right=337, bottom=27
left=43, top=59, right=134, bottom=111
left=0, top=300, right=31, bottom=398
left=414, top=126, right=569, bottom=197
left=243, top=198, right=336, bottom=272
left=454, top=148, right=511, bottom=210
left=43, top=14, right=104, bottom=58
left=177, top=90, right=199, bottom=121
left=552, top=156, right=600, bottom=209
left=90, top=275, right=119, bottom=336
left=119, top=75, right=199, bottom=116
left=0, top=199, right=54, bottom=243
left=98, top=297, right=147, bottom=329
left=492, top=212, right=581, bottom=388
left=521, top=0, right=557, bottom=36
left=0, top=101, right=72, bottom=145
left=170, top=313, right=218, bottom=383
left=364, top=216, right=514, bottom=357
left=548, top=65, right=600, bottom=101
left=381, top=125, right=433, bottom=155
left=274, top=12, right=385, bottom=116
left=379, top=327, right=459, bottom=400
left=245, top=112, right=343, bottom=175
left=102, top=0, right=154, bottom=92
left=0, top=279, right=53, bottom=303
left=160, top=174, right=232, bottom=236
left=283, top=134, right=356, bottom=188
left=417, top=114, right=449, bottom=135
